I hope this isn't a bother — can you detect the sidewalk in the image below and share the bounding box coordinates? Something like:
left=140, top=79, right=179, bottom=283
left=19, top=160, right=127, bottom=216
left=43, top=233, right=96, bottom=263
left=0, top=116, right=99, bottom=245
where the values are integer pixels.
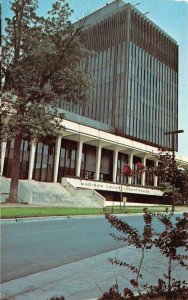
left=1, top=245, right=187, bottom=300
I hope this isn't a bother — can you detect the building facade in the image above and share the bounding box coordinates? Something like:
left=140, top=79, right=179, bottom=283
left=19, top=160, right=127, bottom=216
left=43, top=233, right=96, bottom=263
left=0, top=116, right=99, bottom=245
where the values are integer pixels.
left=60, top=0, right=178, bottom=150
left=2, top=1, right=186, bottom=204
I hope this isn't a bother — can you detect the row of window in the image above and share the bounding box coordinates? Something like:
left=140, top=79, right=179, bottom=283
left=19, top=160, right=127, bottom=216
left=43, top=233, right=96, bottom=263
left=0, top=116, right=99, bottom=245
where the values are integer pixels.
left=130, top=9, right=178, bottom=71
left=126, top=43, right=177, bottom=148
left=58, top=39, right=177, bottom=150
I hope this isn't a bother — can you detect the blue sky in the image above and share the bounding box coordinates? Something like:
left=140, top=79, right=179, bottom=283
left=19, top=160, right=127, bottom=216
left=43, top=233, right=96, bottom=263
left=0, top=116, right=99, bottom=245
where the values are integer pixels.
left=2, top=0, right=188, bottom=158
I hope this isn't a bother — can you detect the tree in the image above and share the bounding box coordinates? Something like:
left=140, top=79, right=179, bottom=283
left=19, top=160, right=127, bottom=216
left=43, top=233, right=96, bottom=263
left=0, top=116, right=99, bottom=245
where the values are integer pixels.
left=126, top=150, right=188, bottom=208
left=151, top=151, right=188, bottom=207
left=178, top=169, right=188, bottom=205
left=118, top=152, right=188, bottom=209
left=1, top=0, right=91, bottom=203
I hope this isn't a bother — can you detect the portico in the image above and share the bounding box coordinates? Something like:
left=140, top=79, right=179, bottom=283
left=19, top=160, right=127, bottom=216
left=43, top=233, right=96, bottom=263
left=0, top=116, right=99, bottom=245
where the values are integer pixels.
left=2, top=118, right=188, bottom=203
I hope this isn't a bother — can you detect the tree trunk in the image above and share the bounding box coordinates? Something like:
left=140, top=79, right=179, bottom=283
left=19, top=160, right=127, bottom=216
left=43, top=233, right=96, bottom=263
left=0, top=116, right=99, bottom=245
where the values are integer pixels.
left=7, top=134, right=22, bottom=203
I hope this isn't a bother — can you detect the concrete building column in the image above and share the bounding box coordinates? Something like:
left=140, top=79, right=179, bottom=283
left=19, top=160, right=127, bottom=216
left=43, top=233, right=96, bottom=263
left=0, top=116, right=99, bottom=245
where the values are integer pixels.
left=96, top=145, right=102, bottom=181
left=113, top=149, right=118, bottom=183
left=154, top=160, right=158, bottom=187
left=76, top=140, right=83, bottom=177
left=128, top=152, right=133, bottom=185
left=1, top=141, right=7, bottom=176
left=28, top=141, right=36, bottom=180
left=53, top=136, right=62, bottom=182
left=141, top=155, right=147, bottom=186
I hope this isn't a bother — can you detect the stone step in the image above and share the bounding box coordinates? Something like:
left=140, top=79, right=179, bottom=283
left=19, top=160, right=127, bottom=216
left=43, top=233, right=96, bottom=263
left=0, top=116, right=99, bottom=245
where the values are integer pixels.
left=1, top=177, right=104, bottom=208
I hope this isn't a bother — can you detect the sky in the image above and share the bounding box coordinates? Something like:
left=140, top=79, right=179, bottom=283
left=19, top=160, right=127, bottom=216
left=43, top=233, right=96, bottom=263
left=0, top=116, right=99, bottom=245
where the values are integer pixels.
left=2, top=0, right=188, bottom=159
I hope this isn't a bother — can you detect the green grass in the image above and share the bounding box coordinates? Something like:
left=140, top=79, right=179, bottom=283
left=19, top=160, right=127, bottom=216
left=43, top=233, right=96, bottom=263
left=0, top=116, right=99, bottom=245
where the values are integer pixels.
left=0, top=205, right=171, bottom=219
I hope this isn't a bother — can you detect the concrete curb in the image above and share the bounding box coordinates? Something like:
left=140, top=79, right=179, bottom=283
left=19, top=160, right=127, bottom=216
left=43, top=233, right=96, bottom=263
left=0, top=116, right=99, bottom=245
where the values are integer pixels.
left=0, top=215, right=104, bottom=223
left=1, top=211, right=185, bottom=223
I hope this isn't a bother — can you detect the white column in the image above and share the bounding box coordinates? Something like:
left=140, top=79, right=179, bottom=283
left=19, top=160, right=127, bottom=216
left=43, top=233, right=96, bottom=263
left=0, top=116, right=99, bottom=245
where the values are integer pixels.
left=1, top=141, right=7, bottom=176
left=141, top=155, right=147, bottom=186
left=96, top=145, right=102, bottom=181
left=154, top=160, right=158, bottom=187
left=53, top=136, right=62, bottom=182
left=28, top=141, right=36, bottom=180
left=76, top=140, right=83, bottom=177
left=128, top=152, right=133, bottom=185
left=113, top=149, right=118, bottom=183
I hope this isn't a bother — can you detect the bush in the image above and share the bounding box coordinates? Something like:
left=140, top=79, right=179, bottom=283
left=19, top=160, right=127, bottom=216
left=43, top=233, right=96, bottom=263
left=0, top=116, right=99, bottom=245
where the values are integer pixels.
left=101, top=209, right=188, bottom=299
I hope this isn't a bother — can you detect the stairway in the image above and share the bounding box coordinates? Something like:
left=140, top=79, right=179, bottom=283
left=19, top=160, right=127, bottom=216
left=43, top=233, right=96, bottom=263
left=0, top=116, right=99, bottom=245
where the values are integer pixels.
left=1, top=177, right=104, bottom=207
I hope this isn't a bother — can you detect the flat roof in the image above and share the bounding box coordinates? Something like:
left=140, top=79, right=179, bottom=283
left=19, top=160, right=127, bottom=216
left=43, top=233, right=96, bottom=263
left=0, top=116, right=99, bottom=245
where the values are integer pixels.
left=75, top=0, right=177, bottom=44
left=74, top=0, right=126, bottom=28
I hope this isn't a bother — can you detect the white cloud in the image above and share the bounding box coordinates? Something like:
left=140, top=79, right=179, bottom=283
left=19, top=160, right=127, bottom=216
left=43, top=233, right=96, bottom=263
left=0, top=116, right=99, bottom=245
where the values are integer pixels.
left=171, top=0, right=188, bottom=3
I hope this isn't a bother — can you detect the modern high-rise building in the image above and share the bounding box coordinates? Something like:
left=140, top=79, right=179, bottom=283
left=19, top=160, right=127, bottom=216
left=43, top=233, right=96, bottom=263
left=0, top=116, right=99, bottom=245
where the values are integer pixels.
left=60, top=0, right=178, bottom=150
left=2, top=1, right=187, bottom=205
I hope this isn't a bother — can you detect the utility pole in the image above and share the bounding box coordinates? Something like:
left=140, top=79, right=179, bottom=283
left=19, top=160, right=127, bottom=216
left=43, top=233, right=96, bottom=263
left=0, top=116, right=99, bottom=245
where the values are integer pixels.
left=164, top=129, right=184, bottom=211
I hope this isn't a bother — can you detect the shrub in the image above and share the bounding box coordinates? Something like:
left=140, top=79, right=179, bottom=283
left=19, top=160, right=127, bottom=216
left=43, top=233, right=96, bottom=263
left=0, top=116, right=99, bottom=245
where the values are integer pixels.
left=101, top=209, right=188, bottom=299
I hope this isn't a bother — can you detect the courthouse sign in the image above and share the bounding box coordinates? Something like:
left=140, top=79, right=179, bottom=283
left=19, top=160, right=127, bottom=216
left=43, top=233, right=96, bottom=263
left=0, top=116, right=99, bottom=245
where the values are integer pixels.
left=63, top=178, right=163, bottom=196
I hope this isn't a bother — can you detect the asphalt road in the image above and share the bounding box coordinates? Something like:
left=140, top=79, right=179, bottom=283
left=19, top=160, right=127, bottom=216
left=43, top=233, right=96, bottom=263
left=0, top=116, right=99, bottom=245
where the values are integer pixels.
left=1, top=214, right=181, bottom=283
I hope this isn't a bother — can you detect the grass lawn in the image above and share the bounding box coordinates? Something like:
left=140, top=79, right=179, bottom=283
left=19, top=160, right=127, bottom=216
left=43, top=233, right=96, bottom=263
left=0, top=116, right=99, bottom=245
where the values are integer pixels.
left=0, top=205, right=171, bottom=219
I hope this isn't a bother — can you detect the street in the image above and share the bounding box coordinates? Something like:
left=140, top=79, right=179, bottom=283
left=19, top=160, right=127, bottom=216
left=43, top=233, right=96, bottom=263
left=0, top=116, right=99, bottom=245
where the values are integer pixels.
left=1, top=215, right=142, bottom=283
left=1, top=214, right=181, bottom=283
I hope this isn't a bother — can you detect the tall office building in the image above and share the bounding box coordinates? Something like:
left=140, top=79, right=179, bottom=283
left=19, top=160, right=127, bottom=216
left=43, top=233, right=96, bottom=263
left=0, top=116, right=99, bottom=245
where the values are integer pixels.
left=2, top=1, right=185, bottom=205
left=60, top=0, right=178, bottom=150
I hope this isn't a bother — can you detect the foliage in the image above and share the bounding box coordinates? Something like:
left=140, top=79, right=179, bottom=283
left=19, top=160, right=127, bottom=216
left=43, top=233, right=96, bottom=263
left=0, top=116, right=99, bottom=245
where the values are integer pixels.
left=122, top=164, right=133, bottom=177
left=136, top=162, right=145, bottom=172
left=175, top=168, right=188, bottom=205
left=151, top=151, right=188, bottom=205
left=153, top=152, right=185, bottom=189
left=2, top=0, right=91, bottom=141
left=98, top=281, right=134, bottom=300
left=1, top=0, right=92, bottom=202
left=101, top=209, right=188, bottom=299
left=121, top=151, right=188, bottom=206
left=121, top=162, right=145, bottom=177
